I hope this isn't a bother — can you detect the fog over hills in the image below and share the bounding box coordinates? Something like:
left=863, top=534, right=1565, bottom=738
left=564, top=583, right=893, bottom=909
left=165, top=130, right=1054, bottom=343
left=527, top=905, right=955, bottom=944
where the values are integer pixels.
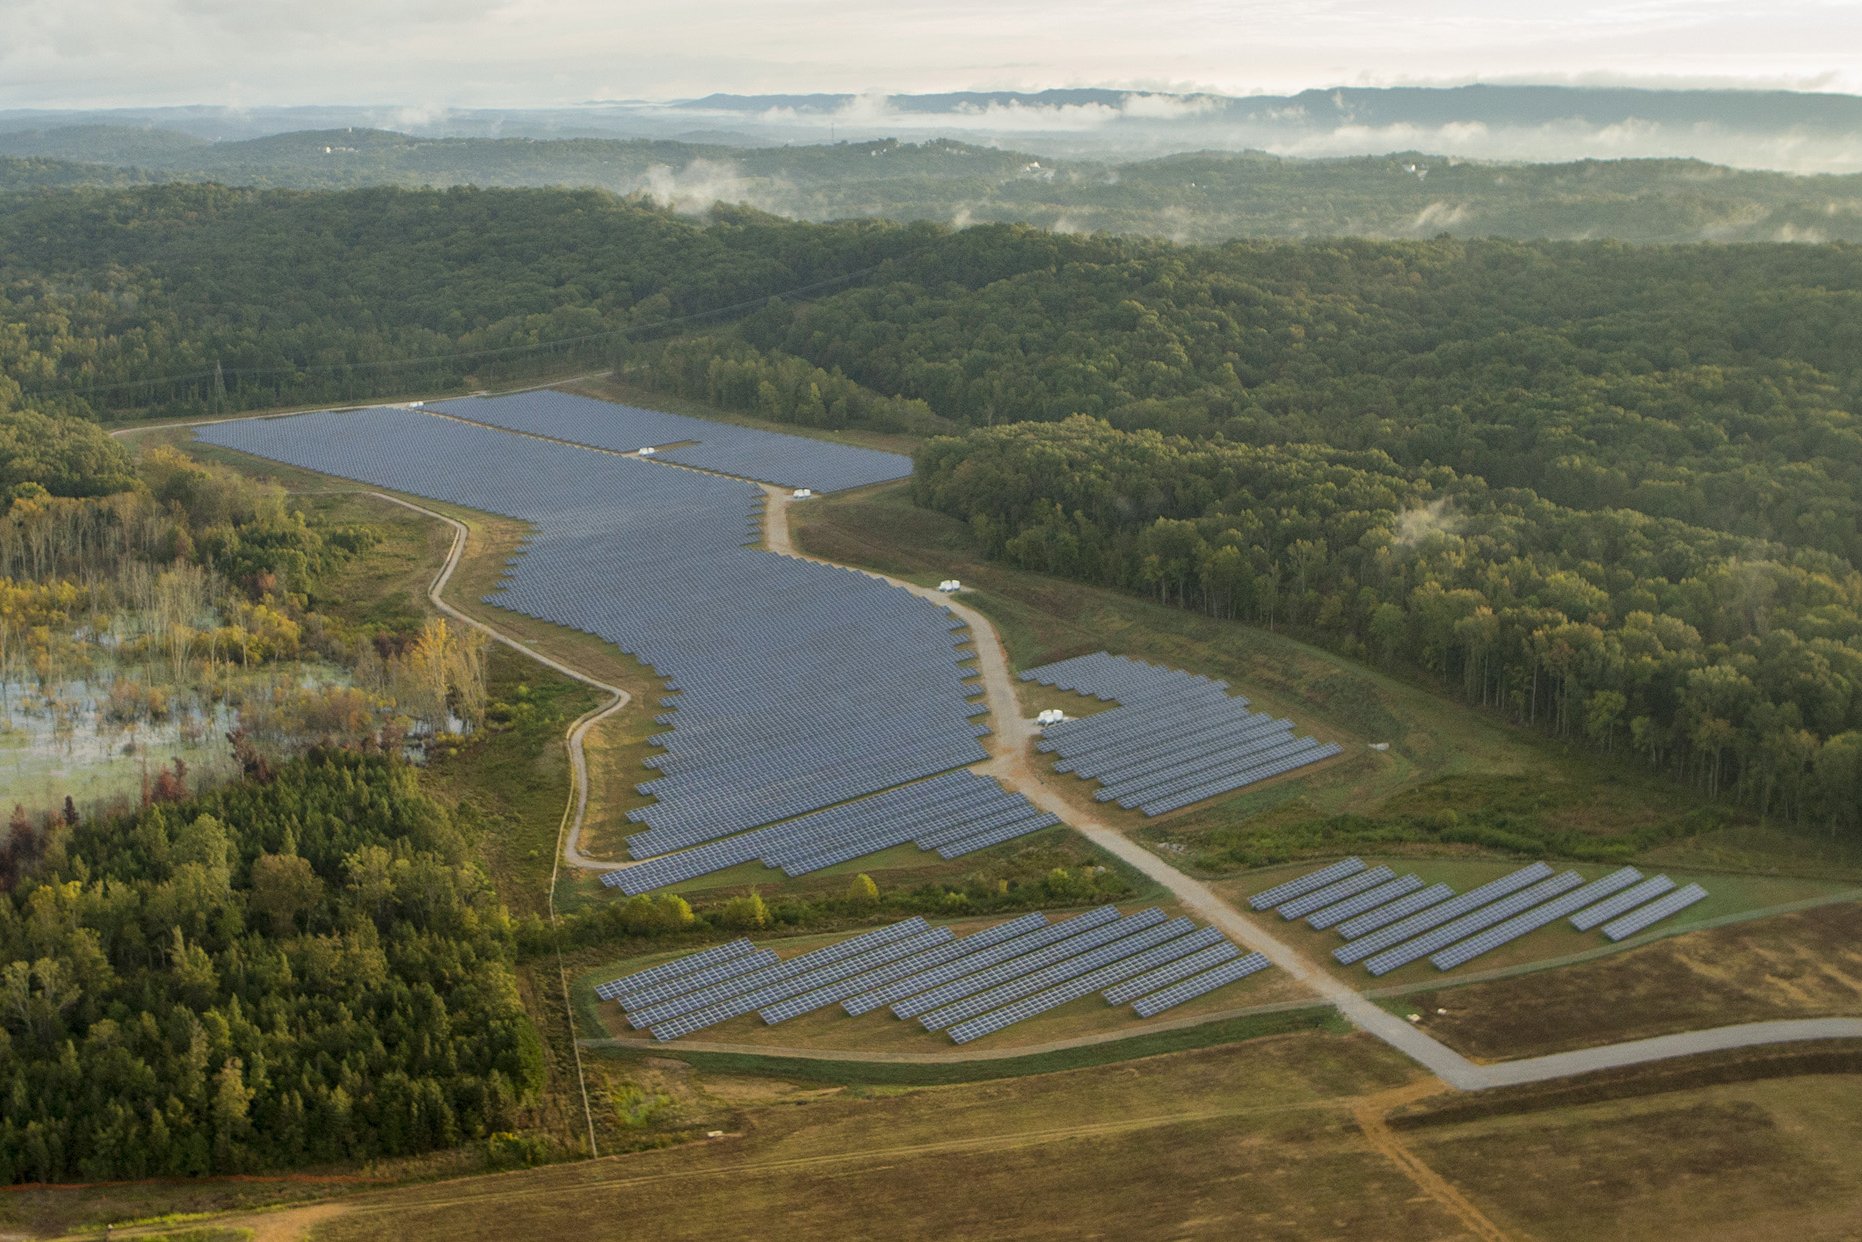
left=5, top=85, right=1862, bottom=245
left=3, top=84, right=1862, bottom=172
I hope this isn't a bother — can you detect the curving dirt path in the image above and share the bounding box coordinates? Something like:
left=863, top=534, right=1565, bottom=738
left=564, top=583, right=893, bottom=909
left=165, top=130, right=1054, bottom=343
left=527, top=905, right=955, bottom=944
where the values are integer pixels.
left=1352, top=1081, right=1514, bottom=1241
left=360, top=493, right=630, bottom=874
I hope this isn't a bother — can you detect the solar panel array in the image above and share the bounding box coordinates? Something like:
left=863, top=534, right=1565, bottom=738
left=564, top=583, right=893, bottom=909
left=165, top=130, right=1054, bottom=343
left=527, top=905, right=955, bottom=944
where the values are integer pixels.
left=1131, top=954, right=1272, bottom=1018
left=1024, top=652, right=1341, bottom=816
left=1253, top=858, right=1712, bottom=977
left=598, top=909, right=1270, bottom=1044
left=1334, top=884, right=1455, bottom=938
left=944, top=926, right=1231, bottom=1044
left=1275, top=866, right=1397, bottom=920
left=918, top=916, right=1193, bottom=1031
left=596, top=938, right=758, bottom=1003
left=1248, top=858, right=1366, bottom=909
left=1599, top=883, right=1709, bottom=941
left=1334, top=864, right=1556, bottom=965
left=196, top=407, right=1059, bottom=883
left=842, top=907, right=1120, bottom=1015
left=1569, top=875, right=1677, bottom=931
left=1100, top=940, right=1243, bottom=1006
left=1427, top=867, right=1643, bottom=971
left=1305, top=874, right=1425, bottom=930
left=431, top=389, right=913, bottom=492
left=1361, top=872, right=1589, bottom=976
left=602, top=770, right=1060, bottom=894
left=895, top=908, right=1169, bottom=1020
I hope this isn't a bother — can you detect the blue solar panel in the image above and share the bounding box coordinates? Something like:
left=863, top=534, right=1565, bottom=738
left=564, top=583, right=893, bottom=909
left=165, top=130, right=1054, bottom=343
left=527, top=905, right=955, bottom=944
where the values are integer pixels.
left=1130, top=954, right=1271, bottom=1017
left=1334, top=864, right=1553, bottom=964
left=626, top=918, right=930, bottom=1029
left=609, top=948, right=781, bottom=1011
left=757, top=928, right=960, bottom=1023
left=604, top=912, right=1262, bottom=1045
left=596, top=938, right=757, bottom=1002
left=918, top=917, right=1193, bottom=1031
left=1600, top=883, right=1709, bottom=941
left=942, top=926, right=1223, bottom=1044
left=1099, top=941, right=1242, bottom=1005
left=1275, top=866, right=1397, bottom=919
left=1427, top=867, right=1643, bottom=971
left=1305, top=875, right=1425, bottom=930
left=1333, top=883, right=1455, bottom=939
left=892, top=909, right=1166, bottom=1020
left=1359, top=872, right=1585, bottom=976
left=1569, top=875, right=1677, bottom=931
left=1023, top=652, right=1335, bottom=815
left=1248, top=859, right=1367, bottom=910
left=430, top=389, right=912, bottom=493
left=648, top=924, right=945, bottom=1039
left=844, top=909, right=1118, bottom=1015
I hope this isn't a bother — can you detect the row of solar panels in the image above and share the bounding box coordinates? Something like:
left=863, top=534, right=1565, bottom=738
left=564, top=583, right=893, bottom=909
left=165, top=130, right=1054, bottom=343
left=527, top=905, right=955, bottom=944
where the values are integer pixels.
left=1023, top=652, right=1340, bottom=816
left=1251, top=857, right=1710, bottom=976
left=196, top=405, right=996, bottom=866
left=596, top=908, right=1271, bottom=1044
left=601, top=770, right=1061, bottom=894
left=432, top=389, right=913, bottom=493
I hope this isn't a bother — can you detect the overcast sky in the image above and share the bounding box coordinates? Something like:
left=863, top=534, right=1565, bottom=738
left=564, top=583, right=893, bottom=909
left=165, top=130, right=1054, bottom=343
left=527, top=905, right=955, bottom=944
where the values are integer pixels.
left=3, top=0, right=1859, bottom=110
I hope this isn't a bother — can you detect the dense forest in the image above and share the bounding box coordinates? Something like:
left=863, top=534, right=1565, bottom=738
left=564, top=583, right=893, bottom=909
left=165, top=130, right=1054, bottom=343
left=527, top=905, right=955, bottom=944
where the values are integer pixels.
left=0, top=185, right=933, bottom=416
left=0, top=749, right=542, bottom=1180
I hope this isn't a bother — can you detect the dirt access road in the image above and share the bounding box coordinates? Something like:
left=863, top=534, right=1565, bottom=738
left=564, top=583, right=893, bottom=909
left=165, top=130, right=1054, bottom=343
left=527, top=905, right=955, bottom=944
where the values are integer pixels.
left=150, top=402, right=1862, bottom=1093
left=759, top=487, right=1862, bottom=1090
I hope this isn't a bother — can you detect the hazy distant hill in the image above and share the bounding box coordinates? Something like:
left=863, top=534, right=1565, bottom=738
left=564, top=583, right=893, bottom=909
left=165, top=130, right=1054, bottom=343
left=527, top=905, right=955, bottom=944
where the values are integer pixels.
left=5, top=84, right=1862, bottom=172
left=684, top=83, right=1862, bottom=133
left=3, top=124, right=1859, bottom=245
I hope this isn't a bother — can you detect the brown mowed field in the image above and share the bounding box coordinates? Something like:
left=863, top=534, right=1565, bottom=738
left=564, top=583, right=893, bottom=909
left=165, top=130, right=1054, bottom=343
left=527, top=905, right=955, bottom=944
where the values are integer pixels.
left=1404, top=1071, right=1862, bottom=1242
left=302, top=1033, right=1458, bottom=1242
left=1404, top=901, right=1862, bottom=1059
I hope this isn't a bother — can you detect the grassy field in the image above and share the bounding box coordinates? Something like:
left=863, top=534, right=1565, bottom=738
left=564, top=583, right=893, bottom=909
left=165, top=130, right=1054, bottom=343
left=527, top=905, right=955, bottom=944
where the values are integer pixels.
left=296, top=1031, right=1457, bottom=1242
left=791, top=484, right=1861, bottom=882
left=1402, top=1067, right=1862, bottom=1241
left=59, top=1029, right=1856, bottom=1242
left=1398, top=901, right=1862, bottom=1059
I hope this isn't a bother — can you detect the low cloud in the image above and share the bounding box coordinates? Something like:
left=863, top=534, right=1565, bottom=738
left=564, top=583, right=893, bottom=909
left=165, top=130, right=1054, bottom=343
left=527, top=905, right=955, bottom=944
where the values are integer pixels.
left=1394, top=498, right=1461, bottom=548
left=634, top=158, right=795, bottom=215
left=1412, top=200, right=1470, bottom=231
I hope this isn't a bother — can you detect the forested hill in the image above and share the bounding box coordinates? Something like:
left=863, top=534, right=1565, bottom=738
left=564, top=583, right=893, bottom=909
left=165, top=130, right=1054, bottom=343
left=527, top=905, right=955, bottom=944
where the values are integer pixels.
left=5, top=127, right=1862, bottom=244
left=0, top=185, right=943, bottom=419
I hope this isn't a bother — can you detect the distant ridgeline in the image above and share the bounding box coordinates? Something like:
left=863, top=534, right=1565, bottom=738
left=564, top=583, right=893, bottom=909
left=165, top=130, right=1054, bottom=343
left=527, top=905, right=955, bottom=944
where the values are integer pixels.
left=7, top=84, right=1862, bottom=241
